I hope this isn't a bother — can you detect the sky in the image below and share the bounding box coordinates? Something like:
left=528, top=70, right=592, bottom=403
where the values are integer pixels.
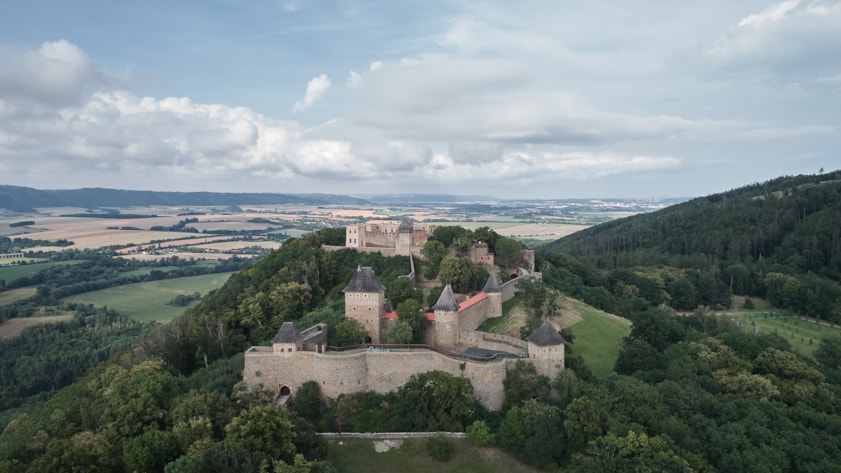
left=0, top=1, right=839, bottom=199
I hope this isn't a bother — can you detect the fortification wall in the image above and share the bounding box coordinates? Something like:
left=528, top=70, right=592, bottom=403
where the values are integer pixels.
left=457, top=331, right=528, bottom=356
left=323, top=245, right=397, bottom=257
left=243, top=348, right=513, bottom=410
left=457, top=296, right=495, bottom=332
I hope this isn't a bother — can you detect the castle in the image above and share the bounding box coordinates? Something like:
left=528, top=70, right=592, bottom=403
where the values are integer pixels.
left=243, top=267, right=564, bottom=410
left=344, top=219, right=435, bottom=257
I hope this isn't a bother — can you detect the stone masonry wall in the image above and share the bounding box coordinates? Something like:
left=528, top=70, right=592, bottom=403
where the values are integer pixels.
left=457, top=331, right=528, bottom=356
left=243, top=348, right=514, bottom=410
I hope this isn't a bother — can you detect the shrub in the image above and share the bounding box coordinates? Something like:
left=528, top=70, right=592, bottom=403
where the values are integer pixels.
left=426, top=434, right=452, bottom=462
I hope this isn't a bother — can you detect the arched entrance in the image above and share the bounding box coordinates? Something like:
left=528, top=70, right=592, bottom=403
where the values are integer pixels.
left=279, top=385, right=291, bottom=396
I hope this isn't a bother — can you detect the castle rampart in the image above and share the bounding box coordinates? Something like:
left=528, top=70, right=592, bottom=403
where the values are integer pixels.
left=243, top=267, right=562, bottom=412
left=243, top=347, right=514, bottom=410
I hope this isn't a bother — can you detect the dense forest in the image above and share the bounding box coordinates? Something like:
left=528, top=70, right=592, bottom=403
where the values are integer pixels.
left=2, top=173, right=841, bottom=471
left=541, top=171, right=841, bottom=322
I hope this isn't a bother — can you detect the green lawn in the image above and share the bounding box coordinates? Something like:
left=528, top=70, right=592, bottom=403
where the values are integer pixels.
left=567, top=300, right=631, bottom=378
left=721, top=310, right=839, bottom=359
left=63, top=272, right=234, bottom=323
left=0, top=260, right=84, bottom=283
left=326, top=437, right=542, bottom=473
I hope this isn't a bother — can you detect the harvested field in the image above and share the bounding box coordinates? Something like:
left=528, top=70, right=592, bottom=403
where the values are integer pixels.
left=0, top=314, right=74, bottom=340
left=194, top=241, right=282, bottom=251
left=0, top=287, right=37, bottom=306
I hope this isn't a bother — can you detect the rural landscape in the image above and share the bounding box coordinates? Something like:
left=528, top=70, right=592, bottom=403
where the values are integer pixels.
left=1, top=171, right=841, bottom=472
left=3, top=1, right=841, bottom=471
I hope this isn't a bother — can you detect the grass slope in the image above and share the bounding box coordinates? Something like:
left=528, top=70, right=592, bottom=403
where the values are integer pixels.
left=566, top=299, right=631, bottom=378
left=326, top=437, right=542, bottom=473
left=63, top=272, right=234, bottom=323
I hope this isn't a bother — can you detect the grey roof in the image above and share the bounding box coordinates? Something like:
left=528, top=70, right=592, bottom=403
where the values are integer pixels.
left=398, top=218, right=413, bottom=231
left=384, top=300, right=395, bottom=313
left=343, top=266, right=386, bottom=293
left=432, top=284, right=460, bottom=312
left=526, top=320, right=565, bottom=347
left=273, top=322, right=302, bottom=343
left=482, top=273, right=502, bottom=293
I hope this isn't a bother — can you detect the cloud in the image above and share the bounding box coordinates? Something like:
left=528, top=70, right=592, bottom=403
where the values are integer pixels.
left=292, top=73, right=331, bottom=112
left=0, top=40, right=99, bottom=108
left=700, top=0, right=841, bottom=84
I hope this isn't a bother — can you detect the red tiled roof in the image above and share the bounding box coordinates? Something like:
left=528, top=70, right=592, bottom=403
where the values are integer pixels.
left=383, top=312, right=398, bottom=319
left=459, top=292, right=487, bottom=311
left=424, top=312, right=435, bottom=321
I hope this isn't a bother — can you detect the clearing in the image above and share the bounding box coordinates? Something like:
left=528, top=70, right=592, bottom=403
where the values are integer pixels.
left=63, top=272, right=235, bottom=323
left=0, top=314, right=74, bottom=340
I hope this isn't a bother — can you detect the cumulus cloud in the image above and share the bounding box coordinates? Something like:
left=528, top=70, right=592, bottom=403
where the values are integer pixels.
left=0, top=40, right=99, bottom=107
left=292, top=73, right=331, bottom=112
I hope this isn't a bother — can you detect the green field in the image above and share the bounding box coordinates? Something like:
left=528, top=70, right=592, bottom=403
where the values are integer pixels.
left=326, top=437, right=542, bottom=473
left=566, top=300, right=631, bottom=378
left=63, top=272, right=235, bottom=323
left=0, top=260, right=84, bottom=282
left=721, top=310, right=840, bottom=359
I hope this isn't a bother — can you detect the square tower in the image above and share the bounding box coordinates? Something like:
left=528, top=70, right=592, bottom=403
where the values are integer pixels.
left=343, top=266, right=386, bottom=343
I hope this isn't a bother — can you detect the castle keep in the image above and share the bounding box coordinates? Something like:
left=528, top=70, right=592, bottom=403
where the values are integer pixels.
left=345, top=219, right=435, bottom=257
left=243, top=267, right=564, bottom=410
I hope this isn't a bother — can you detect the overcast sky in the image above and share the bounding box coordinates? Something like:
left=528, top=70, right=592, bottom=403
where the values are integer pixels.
left=1, top=1, right=839, bottom=199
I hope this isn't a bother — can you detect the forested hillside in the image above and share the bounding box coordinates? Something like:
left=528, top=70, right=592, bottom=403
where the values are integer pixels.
left=540, top=171, right=841, bottom=322
left=2, top=221, right=841, bottom=471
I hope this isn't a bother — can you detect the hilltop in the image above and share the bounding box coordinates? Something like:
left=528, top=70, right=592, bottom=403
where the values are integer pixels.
left=539, top=170, right=841, bottom=323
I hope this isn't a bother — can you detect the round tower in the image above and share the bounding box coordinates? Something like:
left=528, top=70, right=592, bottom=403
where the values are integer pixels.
left=482, top=273, right=503, bottom=320
left=432, top=284, right=460, bottom=350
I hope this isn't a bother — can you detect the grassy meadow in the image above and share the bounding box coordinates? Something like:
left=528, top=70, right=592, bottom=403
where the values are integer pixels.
left=63, top=272, right=235, bottom=323
left=0, top=260, right=84, bottom=283
left=719, top=309, right=839, bottom=359
left=0, top=287, right=37, bottom=306
left=326, top=437, right=542, bottom=473
left=566, top=300, right=631, bottom=378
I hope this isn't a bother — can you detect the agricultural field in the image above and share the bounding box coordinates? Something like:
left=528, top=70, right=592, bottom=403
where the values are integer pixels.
left=447, top=221, right=588, bottom=242
left=63, top=272, right=235, bottom=323
left=0, top=260, right=84, bottom=283
left=0, top=287, right=37, bottom=306
left=326, top=437, right=542, bottom=473
left=0, top=314, right=74, bottom=340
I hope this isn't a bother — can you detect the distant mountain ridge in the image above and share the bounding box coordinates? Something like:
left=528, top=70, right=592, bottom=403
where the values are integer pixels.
left=0, top=185, right=368, bottom=212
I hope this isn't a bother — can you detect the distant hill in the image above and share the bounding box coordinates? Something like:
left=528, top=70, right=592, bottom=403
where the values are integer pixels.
left=351, top=193, right=497, bottom=204
left=542, top=171, right=841, bottom=277
left=0, top=185, right=368, bottom=212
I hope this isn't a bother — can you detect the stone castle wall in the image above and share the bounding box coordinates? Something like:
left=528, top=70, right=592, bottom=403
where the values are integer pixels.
left=457, top=331, right=528, bottom=356
left=456, top=295, right=496, bottom=333
left=243, top=348, right=514, bottom=410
